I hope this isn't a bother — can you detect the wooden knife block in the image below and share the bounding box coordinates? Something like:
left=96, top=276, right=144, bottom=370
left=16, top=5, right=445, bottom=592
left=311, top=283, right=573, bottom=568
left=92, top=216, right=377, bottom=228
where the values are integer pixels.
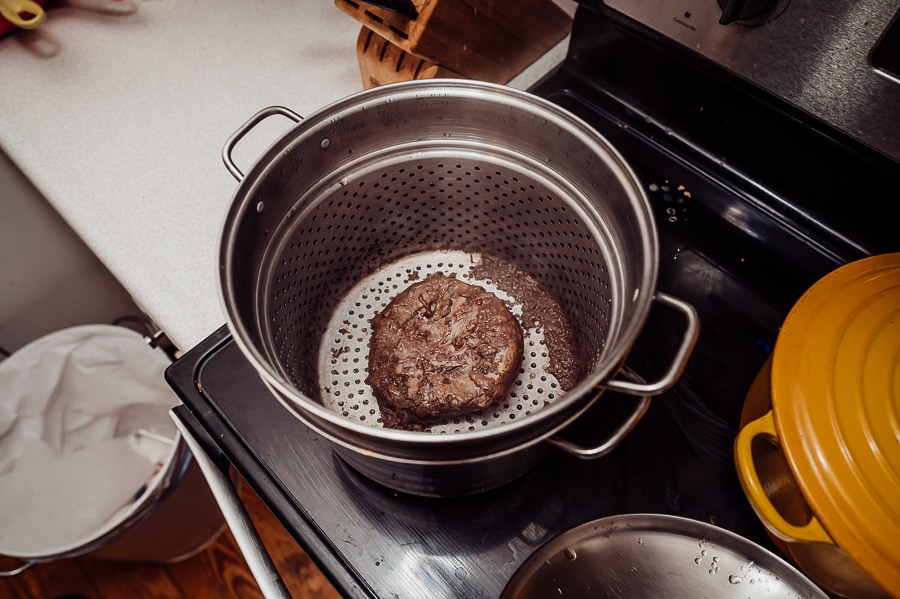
left=356, top=26, right=463, bottom=89
left=337, top=0, right=572, bottom=84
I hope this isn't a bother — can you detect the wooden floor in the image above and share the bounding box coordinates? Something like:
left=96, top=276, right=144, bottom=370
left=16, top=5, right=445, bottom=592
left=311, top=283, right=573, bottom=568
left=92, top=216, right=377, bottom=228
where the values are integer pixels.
left=0, top=480, right=341, bottom=599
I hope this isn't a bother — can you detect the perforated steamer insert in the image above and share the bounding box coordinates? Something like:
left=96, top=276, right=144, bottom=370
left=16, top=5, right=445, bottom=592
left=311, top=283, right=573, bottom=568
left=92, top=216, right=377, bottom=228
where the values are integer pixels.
left=269, top=154, right=618, bottom=433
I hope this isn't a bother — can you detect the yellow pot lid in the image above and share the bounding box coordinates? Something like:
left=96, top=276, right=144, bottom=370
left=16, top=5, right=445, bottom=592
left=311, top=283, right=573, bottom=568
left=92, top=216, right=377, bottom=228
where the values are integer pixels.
left=771, top=253, right=900, bottom=592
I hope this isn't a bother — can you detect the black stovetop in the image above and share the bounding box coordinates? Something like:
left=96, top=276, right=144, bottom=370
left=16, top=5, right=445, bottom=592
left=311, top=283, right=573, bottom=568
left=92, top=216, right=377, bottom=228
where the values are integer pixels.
left=166, top=4, right=900, bottom=598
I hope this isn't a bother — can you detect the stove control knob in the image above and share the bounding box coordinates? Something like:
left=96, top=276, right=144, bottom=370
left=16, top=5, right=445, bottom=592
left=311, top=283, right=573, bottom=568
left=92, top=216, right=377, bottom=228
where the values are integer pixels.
left=717, top=0, right=774, bottom=24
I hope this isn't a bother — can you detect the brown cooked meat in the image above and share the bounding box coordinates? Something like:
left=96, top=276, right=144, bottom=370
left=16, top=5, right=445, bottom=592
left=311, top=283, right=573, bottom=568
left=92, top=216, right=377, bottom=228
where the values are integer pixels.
left=366, top=273, right=524, bottom=431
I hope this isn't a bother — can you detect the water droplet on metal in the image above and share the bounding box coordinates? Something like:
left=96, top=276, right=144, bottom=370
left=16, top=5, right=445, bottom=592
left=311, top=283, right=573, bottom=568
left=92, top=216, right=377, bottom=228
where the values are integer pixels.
left=729, top=575, right=742, bottom=585
left=694, top=557, right=702, bottom=565
left=455, top=567, right=468, bottom=580
left=320, top=138, right=330, bottom=149
left=564, top=547, right=577, bottom=560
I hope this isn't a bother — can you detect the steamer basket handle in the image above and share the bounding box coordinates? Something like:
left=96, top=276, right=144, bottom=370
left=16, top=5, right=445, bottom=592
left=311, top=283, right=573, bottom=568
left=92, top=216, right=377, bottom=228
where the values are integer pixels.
left=169, top=409, right=292, bottom=599
left=547, top=367, right=651, bottom=459
left=222, top=106, right=303, bottom=181
left=734, top=410, right=834, bottom=545
left=600, top=292, right=699, bottom=396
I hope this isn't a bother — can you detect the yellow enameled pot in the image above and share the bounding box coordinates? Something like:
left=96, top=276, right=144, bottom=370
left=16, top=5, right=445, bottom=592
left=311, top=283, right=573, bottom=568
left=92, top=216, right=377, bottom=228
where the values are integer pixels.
left=736, top=253, right=900, bottom=599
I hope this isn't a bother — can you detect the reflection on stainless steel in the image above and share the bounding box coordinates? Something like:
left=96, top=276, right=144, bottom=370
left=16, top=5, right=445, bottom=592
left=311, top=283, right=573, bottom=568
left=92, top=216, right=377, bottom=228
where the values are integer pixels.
left=604, top=0, right=900, bottom=161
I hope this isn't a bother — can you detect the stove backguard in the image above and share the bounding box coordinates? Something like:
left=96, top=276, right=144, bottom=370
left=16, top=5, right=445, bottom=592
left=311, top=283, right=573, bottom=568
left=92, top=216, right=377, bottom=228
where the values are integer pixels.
left=601, top=0, right=900, bottom=163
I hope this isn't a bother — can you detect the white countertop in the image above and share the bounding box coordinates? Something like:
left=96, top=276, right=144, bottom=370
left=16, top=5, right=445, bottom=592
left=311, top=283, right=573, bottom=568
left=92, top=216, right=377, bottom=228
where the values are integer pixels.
left=0, top=0, right=569, bottom=351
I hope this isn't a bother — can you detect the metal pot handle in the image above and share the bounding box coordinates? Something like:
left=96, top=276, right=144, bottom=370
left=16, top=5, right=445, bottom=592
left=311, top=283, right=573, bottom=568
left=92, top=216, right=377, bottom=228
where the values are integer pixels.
left=169, top=409, right=292, bottom=599
left=0, top=560, right=36, bottom=577
left=734, top=410, right=834, bottom=545
left=222, top=106, right=303, bottom=181
left=599, top=292, right=700, bottom=396
left=547, top=367, right=651, bottom=459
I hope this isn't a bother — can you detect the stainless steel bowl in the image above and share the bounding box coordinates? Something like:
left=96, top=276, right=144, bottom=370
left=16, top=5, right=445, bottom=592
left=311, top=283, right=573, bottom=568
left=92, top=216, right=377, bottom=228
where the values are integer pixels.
left=501, top=514, right=828, bottom=598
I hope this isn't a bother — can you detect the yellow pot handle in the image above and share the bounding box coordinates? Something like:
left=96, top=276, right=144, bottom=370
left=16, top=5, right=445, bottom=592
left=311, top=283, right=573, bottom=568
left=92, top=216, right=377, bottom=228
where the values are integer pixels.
left=0, top=0, right=46, bottom=30
left=734, top=410, right=834, bottom=545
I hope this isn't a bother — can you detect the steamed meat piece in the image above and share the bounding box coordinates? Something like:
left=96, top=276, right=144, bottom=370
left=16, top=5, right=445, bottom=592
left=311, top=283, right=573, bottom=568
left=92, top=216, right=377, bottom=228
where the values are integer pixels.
left=366, top=273, right=524, bottom=431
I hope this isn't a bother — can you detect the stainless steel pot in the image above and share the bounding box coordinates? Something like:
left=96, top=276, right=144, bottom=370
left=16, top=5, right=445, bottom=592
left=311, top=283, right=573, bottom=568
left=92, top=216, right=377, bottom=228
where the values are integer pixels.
left=0, top=325, right=225, bottom=576
left=218, top=80, right=699, bottom=497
